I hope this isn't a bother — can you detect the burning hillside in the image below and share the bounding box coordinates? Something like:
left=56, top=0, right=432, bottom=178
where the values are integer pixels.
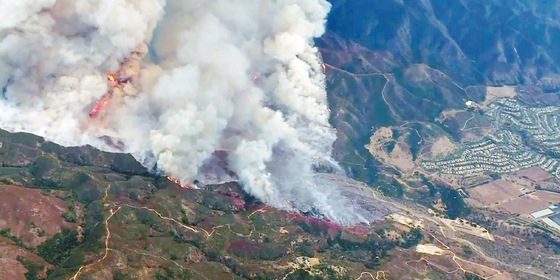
left=0, top=0, right=380, bottom=225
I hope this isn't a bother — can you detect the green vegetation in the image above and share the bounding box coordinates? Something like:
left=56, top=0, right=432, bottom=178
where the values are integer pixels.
left=398, top=229, right=423, bottom=249
left=462, top=244, right=474, bottom=258
left=80, top=201, right=106, bottom=252
left=61, top=212, right=77, bottom=223
left=156, top=267, right=192, bottom=280
left=136, top=209, right=162, bottom=231
left=407, top=126, right=422, bottom=161
left=465, top=272, right=484, bottom=280
left=329, top=228, right=423, bottom=269
left=0, top=228, right=25, bottom=247
left=377, top=180, right=405, bottom=198
left=113, top=271, right=132, bottom=280
left=441, top=188, right=470, bottom=219
left=296, top=241, right=314, bottom=257
left=37, top=228, right=80, bottom=266
left=385, top=141, right=396, bottom=154
left=17, top=257, right=44, bottom=280
left=285, top=268, right=351, bottom=280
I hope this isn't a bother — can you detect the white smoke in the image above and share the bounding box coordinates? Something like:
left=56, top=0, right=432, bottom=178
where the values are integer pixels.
left=0, top=0, right=378, bottom=225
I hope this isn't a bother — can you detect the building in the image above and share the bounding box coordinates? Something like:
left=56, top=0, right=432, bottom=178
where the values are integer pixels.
left=531, top=204, right=560, bottom=233
left=543, top=214, right=560, bottom=232
left=531, top=208, right=555, bottom=219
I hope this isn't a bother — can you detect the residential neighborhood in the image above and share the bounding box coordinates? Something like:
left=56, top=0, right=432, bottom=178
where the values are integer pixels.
left=422, top=99, right=560, bottom=179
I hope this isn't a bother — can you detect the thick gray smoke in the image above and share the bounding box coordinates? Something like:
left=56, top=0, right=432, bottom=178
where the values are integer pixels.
left=0, top=0, right=376, bottom=225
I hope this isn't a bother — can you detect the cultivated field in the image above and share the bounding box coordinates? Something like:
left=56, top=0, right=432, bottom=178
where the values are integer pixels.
left=533, top=191, right=560, bottom=203
left=496, top=197, right=550, bottom=215
left=513, top=167, right=553, bottom=182
left=467, top=167, right=560, bottom=215
left=469, top=180, right=522, bottom=205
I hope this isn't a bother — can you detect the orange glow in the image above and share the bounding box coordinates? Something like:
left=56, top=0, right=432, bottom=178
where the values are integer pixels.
left=102, top=99, right=109, bottom=106
left=89, top=101, right=102, bottom=117
left=107, top=74, right=117, bottom=87
left=166, top=176, right=192, bottom=189
left=166, top=176, right=180, bottom=185
left=322, top=63, right=327, bottom=72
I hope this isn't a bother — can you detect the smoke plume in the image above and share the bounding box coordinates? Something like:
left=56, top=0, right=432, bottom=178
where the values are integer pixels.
left=0, top=0, right=378, bottom=225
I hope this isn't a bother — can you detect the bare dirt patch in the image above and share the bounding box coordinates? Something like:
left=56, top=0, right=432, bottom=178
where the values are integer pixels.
left=469, top=180, right=522, bottom=205
left=416, top=244, right=444, bottom=256
left=513, top=167, right=553, bottom=182
left=0, top=238, right=50, bottom=280
left=454, top=258, right=503, bottom=279
left=366, top=127, right=416, bottom=174
left=428, top=136, right=458, bottom=158
left=533, top=191, right=560, bottom=203
left=0, top=185, right=77, bottom=247
left=496, top=197, right=550, bottom=215
left=435, top=109, right=465, bottom=123
left=466, top=170, right=560, bottom=215
left=431, top=174, right=462, bottom=189
left=388, top=213, right=425, bottom=230
left=484, top=86, right=517, bottom=106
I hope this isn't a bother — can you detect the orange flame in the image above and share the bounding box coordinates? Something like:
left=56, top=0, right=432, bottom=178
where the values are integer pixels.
left=166, top=176, right=180, bottom=184
left=166, top=176, right=192, bottom=189
left=107, top=74, right=117, bottom=87
left=89, top=101, right=102, bottom=117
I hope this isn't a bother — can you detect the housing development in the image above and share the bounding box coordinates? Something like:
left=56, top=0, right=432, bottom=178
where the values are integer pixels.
left=422, top=98, right=560, bottom=178
left=421, top=97, right=560, bottom=233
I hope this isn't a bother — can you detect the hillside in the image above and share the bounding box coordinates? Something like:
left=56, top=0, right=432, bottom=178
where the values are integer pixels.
left=321, top=0, right=560, bottom=182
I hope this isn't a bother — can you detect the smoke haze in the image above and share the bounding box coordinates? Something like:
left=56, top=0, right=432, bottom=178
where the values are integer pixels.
left=0, top=0, right=377, bottom=225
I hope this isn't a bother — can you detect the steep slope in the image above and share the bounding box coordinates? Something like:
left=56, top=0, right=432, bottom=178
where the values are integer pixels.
left=321, top=0, right=560, bottom=181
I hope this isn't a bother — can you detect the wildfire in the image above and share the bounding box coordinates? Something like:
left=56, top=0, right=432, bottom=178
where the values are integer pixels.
left=166, top=176, right=180, bottom=185
left=90, top=73, right=118, bottom=118
left=89, top=105, right=100, bottom=118
left=166, top=176, right=192, bottom=189
left=107, top=74, right=117, bottom=87
left=89, top=96, right=111, bottom=118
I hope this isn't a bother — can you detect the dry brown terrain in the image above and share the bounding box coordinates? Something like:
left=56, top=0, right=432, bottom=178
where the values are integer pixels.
left=0, top=237, right=51, bottom=280
left=429, top=136, right=458, bottom=158
left=454, top=258, right=504, bottom=279
left=466, top=168, right=560, bottom=215
left=366, top=127, right=416, bottom=174
left=435, top=109, right=465, bottom=123
left=513, top=167, right=553, bottom=182
left=533, top=191, right=560, bottom=203
left=496, top=197, right=550, bottom=215
left=469, top=180, right=522, bottom=205
left=0, top=185, right=76, bottom=247
left=483, top=86, right=517, bottom=106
